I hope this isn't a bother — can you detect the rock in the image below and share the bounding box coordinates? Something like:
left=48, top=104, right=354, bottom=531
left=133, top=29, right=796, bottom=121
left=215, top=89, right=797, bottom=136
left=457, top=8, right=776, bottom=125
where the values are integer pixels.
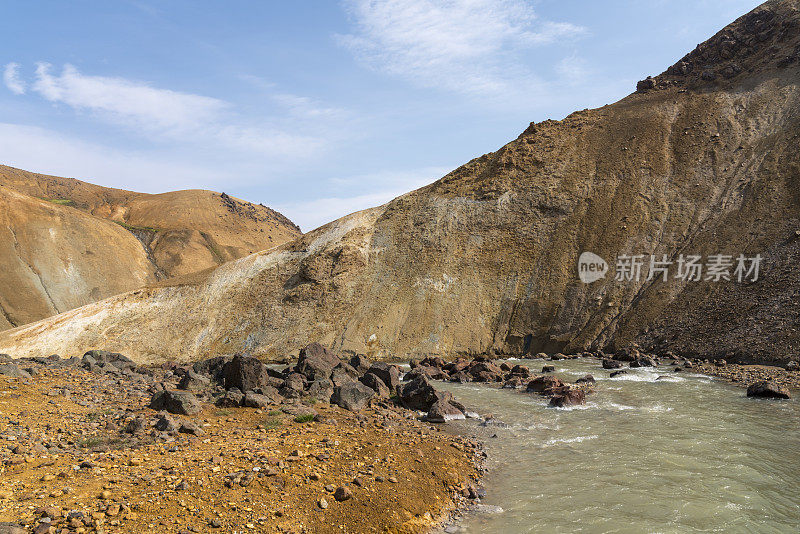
left=549, top=388, right=586, bottom=407
left=449, top=371, right=472, bottom=383
left=397, top=376, right=440, bottom=411
left=282, top=373, right=306, bottom=392
left=307, top=379, right=334, bottom=401
left=179, top=421, right=205, bottom=436
left=155, top=413, right=178, bottom=432
left=610, top=370, right=628, bottom=378
left=636, top=76, right=656, bottom=92
left=348, top=354, right=372, bottom=374
left=541, top=365, right=555, bottom=373
left=0, top=363, right=30, bottom=379
left=602, top=359, right=623, bottom=369
left=368, top=362, right=401, bottom=391
left=331, top=382, right=376, bottom=411
left=0, top=523, right=26, bottom=534
left=526, top=376, right=566, bottom=395
left=469, top=361, right=503, bottom=382
left=178, top=370, right=211, bottom=391
left=333, top=486, right=352, bottom=502
left=150, top=390, right=201, bottom=415
left=508, top=365, right=531, bottom=378
left=223, top=354, right=269, bottom=392
left=295, top=343, right=342, bottom=381
left=359, top=372, right=390, bottom=398
left=124, top=416, right=148, bottom=434
left=502, top=377, right=524, bottom=389
left=786, top=361, right=798, bottom=371
left=318, top=497, right=328, bottom=509
left=215, top=390, right=244, bottom=407
left=192, top=355, right=234, bottom=383
left=243, top=391, right=279, bottom=409
left=747, top=381, right=791, bottom=399
left=575, top=374, right=595, bottom=384
left=330, top=363, right=359, bottom=387
left=426, top=400, right=465, bottom=423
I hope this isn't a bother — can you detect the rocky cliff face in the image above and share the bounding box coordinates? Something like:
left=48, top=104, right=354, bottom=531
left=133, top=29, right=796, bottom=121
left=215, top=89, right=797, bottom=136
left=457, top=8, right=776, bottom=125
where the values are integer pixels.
left=1, top=0, right=798, bottom=365
left=0, top=167, right=301, bottom=330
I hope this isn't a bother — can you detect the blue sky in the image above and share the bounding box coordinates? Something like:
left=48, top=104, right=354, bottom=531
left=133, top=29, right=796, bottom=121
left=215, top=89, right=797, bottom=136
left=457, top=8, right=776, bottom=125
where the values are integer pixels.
left=1, top=0, right=761, bottom=230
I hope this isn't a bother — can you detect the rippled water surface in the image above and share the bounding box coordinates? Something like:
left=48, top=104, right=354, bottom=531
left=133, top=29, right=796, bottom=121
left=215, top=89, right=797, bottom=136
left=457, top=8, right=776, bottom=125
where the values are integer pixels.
left=436, top=358, right=800, bottom=534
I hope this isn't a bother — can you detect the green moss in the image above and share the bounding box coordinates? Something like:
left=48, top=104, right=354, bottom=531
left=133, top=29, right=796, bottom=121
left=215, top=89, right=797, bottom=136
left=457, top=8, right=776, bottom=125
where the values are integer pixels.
left=294, top=414, right=315, bottom=423
left=115, top=221, right=160, bottom=233
left=43, top=198, right=74, bottom=206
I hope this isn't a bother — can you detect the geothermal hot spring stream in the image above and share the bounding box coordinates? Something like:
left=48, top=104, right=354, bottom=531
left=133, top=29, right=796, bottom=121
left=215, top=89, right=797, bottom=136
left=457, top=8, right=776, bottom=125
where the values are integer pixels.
left=431, top=358, right=800, bottom=533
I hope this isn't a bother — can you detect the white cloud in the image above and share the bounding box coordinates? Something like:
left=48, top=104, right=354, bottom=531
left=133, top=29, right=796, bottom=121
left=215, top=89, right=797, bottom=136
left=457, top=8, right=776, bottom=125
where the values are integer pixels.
left=278, top=166, right=451, bottom=230
left=10, top=62, right=335, bottom=159
left=3, top=63, right=26, bottom=95
left=0, top=122, right=235, bottom=192
left=337, top=0, right=585, bottom=97
left=31, top=63, right=227, bottom=132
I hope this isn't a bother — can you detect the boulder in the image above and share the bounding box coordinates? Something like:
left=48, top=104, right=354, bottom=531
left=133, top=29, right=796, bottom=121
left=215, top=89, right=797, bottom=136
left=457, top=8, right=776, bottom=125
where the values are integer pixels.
left=397, top=377, right=449, bottom=411
left=542, top=365, right=555, bottom=373
left=243, top=391, right=280, bottom=409
left=149, top=390, right=201, bottom=415
left=192, top=355, right=233, bottom=383
left=449, top=371, right=472, bottom=383
left=359, top=372, right=390, bottom=398
left=502, top=377, right=525, bottom=389
left=747, top=381, right=791, bottom=399
left=178, top=421, right=204, bottom=436
left=602, top=359, right=623, bottom=369
left=223, top=354, right=269, bottom=392
left=508, top=365, right=531, bottom=378
left=368, top=362, right=401, bottom=391
left=330, top=363, right=359, bottom=387
left=215, top=390, right=244, bottom=407
left=575, top=374, right=595, bottom=384
left=307, top=379, right=334, bottom=401
left=282, top=373, right=306, bottom=393
left=178, top=370, right=211, bottom=391
left=426, top=400, right=465, bottom=423
left=610, top=370, right=628, bottom=378
left=295, top=343, right=342, bottom=381
left=526, top=376, right=566, bottom=395
left=549, top=388, right=586, bottom=407
left=331, top=382, right=376, bottom=411
left=348, top=354, right=372, bottom=374
left=0, top=363, right=30, bottom=379
left=155, top=413, right=178, bottom=432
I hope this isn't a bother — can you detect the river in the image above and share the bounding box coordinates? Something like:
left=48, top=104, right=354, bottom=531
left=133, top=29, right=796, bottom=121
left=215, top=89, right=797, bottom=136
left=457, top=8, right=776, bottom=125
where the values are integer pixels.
left=434, top=358, right=800, bottom=533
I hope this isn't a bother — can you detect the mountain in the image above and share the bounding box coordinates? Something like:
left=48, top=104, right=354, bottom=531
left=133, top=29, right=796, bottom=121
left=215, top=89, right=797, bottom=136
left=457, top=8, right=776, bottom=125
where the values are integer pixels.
left=0, top=165, right=301, bottom=330
left=0, top=0, right=798, bottom=365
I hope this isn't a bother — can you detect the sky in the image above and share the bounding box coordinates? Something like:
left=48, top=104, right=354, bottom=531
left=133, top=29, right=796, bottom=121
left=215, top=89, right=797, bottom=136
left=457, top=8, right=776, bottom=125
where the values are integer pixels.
left=1, top=0, right=762, bottom=231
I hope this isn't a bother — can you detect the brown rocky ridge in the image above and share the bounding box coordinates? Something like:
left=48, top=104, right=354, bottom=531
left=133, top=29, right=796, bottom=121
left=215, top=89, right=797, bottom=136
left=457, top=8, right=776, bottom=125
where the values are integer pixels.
left=0, top=165, right=301, bottom=331
left=1, top=1, right=799, bottom=367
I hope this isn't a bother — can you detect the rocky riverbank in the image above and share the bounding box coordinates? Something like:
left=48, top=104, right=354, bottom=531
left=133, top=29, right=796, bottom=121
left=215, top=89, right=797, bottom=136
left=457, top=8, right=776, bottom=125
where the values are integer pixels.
left=0, top=348, right=484, bottom=533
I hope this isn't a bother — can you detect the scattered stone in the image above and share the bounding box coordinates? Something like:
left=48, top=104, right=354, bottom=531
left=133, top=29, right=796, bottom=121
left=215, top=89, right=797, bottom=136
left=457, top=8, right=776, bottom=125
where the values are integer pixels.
left=747, top=381, right=791, bottom=399
left=150, top=390, right=201, bottom=415
left=333, top=486, right=352, bottom=502
left=331, top=382, right=376, bottom=411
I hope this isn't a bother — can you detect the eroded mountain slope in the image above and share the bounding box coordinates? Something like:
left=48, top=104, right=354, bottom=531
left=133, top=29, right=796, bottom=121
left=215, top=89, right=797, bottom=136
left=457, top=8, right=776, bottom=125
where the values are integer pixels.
left=0, top=0, right=797, bottom=365
left=0, top=167, right=301, bottom=329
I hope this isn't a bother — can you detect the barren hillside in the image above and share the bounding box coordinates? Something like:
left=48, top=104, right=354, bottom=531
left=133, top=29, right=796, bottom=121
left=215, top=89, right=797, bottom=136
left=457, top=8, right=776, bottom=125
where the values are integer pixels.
left=1, top=0, right=797, bottom=365
left=0, top=166, right=300, bottom=329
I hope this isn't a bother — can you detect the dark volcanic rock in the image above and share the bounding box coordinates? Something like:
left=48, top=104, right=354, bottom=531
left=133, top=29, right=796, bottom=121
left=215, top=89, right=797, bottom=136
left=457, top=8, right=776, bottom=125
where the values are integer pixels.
left=397, top=376, right=449, bottom=411
left=223, top=354, right=269, bottom=392
left=359, top=372, right=390, bottom=398
left=348, top=354, right=373, bottom=374
left=0, top=363, right=30, bottom=379
left=549, top=388, right=586, bottom=407
left=575, top=374, right=595, bottom=384
left=602, top=359, right=623, bottom=369
left=542, top=365, right=555, bottom=373
left=215, top=390, right=245, bottom=407
left=426, top=400, right=465, bottom=423
left=295, top=343, right=342, bottom=381
left=331, top=382, right=376, bottom=411
left=746, top=381, right=791, bottom=399
left=178, top=370, right=211, bottom=391
left=150, top=390, right=201, bottom=415
left=610, top=370, right=628, bottom=378
left=368, top=362, right=401, bottom=391
left=526, top=376, right=566, bottom=395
